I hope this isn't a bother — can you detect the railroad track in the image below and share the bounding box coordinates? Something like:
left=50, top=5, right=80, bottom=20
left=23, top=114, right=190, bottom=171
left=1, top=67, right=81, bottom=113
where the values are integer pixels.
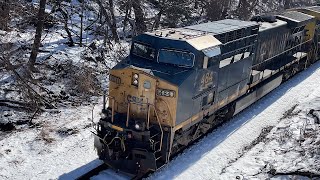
left=76, top=163, right=109, bottom=180
left=74, top=110, right=246, bottom=180
left=75, top=163, right=147, bottom=180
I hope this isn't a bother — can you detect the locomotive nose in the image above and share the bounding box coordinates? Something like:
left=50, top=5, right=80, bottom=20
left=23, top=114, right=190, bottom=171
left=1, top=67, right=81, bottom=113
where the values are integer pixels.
left=126, top=70, right=158, bottom=120
left=95, top=67, right=178, bottom=175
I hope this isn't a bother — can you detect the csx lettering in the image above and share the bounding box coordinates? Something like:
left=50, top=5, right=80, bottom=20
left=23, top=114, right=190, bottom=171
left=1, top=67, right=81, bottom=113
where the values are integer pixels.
left=127, top=95, right=143, bottom=103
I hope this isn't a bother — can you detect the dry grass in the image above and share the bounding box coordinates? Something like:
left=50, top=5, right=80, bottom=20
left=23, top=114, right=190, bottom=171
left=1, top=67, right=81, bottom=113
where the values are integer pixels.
left=68, top=64, right=101, bottom=98
left=37, top=126, right=55, bottom=144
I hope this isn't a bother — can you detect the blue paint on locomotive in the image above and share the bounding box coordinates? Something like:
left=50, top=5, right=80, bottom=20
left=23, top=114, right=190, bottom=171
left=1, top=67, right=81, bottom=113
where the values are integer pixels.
left=112, top=13, right=316, bottom=125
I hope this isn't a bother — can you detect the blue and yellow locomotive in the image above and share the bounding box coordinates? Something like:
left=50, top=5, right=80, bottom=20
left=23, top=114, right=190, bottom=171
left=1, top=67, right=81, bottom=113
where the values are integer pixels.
left=94, top=6, right=320, bottom=177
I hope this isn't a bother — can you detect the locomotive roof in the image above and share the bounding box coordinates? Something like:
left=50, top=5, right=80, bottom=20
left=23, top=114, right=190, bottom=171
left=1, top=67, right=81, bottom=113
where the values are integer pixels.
left=184, top=19, right=258, bottom=35
left=258, top=19, right=288, bottom=31
left=277, top=11, right=314, bottom=27
left=303, top=6, right=320, bottom=13
left=146, top=19, right=258, bottom=41
left=146, top=28, right=205, bottom=40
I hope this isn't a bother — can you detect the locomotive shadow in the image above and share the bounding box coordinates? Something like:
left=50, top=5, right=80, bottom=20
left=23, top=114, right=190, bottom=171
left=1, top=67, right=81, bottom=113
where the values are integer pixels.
left=58, top=159, right=102, bottom=180
left=151, top=62, right=320, bottom=179
left=58, top=159, right=130, bottom=180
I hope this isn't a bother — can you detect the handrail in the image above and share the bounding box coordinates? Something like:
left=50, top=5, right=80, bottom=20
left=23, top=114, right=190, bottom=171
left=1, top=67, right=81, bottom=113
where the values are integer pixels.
left=147, top=104, right=151, bottom=130
left=160, top=99, right=173, bottom=125
left=104, top=95, right=116, bottom=123
left=151, top=105, right=164, bottom=152
left=111, top=98, right=115, bottom=123
left=105, top=95, right=165, bottom=152
left=126, top=103, right=130, bottom=127
left=125, top=101, right=164, bottom=152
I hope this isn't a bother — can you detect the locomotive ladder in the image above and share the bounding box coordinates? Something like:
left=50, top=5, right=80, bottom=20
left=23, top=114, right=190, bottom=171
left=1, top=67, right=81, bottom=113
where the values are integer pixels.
left=124, top=101, right=164, bottom=153
left=105, top=95, right=165, bottom=160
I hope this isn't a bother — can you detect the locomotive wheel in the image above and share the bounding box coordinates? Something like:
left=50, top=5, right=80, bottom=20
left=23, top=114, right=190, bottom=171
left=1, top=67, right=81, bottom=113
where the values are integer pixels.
left=283, top=68, right=292, bottom=81
left=216, top=103, right=236, bottom=121
left=224, top=103, right=236, bottom=120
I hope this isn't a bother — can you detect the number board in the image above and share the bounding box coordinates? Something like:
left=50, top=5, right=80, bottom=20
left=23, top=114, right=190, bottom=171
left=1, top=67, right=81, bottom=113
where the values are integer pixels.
left=199, top=71, right=214, bottom=91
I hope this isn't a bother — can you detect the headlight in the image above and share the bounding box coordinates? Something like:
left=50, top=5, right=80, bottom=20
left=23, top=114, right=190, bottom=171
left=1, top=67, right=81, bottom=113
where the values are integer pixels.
left=134, top=121, right=144, bottom=131
left=132, top=73, right=139, bottom=86
left=135, top=124, right=140, bottom=130
left=100, top=112, right=107, bottom=119
left=156, top=89, right=175, bottom=97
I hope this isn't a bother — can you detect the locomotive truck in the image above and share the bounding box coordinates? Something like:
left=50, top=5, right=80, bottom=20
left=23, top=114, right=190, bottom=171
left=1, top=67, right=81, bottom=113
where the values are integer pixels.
left=93, top=6, right=320, bottom=178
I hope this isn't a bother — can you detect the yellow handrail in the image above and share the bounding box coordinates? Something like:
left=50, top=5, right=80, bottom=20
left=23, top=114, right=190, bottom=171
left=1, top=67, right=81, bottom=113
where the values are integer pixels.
left=126, top=103, right=130, bottom=127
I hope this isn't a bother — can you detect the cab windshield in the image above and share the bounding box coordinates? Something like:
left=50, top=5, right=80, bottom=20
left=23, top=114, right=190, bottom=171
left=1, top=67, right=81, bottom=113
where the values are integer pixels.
left=158, top=49, right=194, bottom=68
left=132, top=42, right=156, bottom=60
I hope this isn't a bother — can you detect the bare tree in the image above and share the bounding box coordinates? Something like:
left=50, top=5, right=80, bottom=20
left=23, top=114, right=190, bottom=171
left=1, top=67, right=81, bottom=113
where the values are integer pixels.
left=108, top=0, right=118, bottom=41
left=237, top=0, right=259, bottom=20
left=283, top=0, right=292, bottom=9
left=132, top=0, right=147, bottom=35
left=79, top=0, right=84, bottom=46
left=56, top=6, right=75, bottom=46
left=147, top=0, right=195, bottom=30
left=0, top=0, right=10, bottom=31
left=29, top=0, right=47, bottom=71
left=95, top=0, right=119, bottom=42
left=206, top=0, right=232, bottom=21
left=152, top=0, right=164, bottom=30
left=0, top=42, right=54, bottom=113
left=121, top=0, right=132, bottom=35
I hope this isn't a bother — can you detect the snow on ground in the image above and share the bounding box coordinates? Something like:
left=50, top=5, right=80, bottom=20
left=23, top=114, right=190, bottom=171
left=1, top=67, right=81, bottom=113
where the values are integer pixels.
left=0, top=102, right=102, bottom=180
left=220, top=96, right=320, bottom=180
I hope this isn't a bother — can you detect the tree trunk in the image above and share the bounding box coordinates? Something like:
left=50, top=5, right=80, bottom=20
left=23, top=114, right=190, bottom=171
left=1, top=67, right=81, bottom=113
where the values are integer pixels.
left=57, top=7, right=74, bottom=47
left=151, top=0, right=164, bottom=30
left=79, top=0, right=84, bottom=47
left=283, top=0, right=291, bottom=9
left=29, top=0, right=46, bottom=70
left=153, top=9, right=162, bottom=30
left=0, top=0, right=10, bottom=31
left=95, top=0, right=119, bottom=42
left=132, top=0, right=146, bottom=35
left=206, top=0, right=231, bottom=21
left=237, top=0, right=257, bottom=20
left=122, top=1, right=131, bottom=35
left=108, top=0, right=119, bottom=42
